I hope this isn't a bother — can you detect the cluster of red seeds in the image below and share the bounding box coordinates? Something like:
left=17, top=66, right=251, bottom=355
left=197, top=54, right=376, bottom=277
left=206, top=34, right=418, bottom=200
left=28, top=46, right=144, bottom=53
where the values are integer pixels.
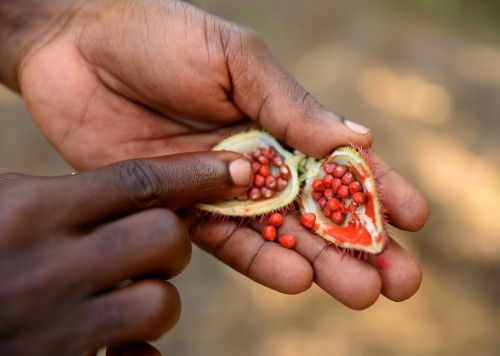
left=312, top=162, right=368, bottom=224
left=238, top=146, right=292, bottom=201
left=262, top=213, right=296, bottom=249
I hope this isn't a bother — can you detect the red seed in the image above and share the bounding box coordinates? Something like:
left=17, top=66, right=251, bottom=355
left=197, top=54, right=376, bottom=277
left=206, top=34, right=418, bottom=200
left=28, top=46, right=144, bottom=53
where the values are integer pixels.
left=251, top=161, right=261, bottom=172
left=352, top=191, right=368, bottom=205
left=326, top=197, right=342, bottom=211
left=265, top=175, right=277, bottom=190
left=331, top=211, right=346, bottom=224
left=278, top=234, right=296, bottom=249
left=337, top=185, right=350, bottom=199
left=258, top=164, right=271, bottom=177
left=323, top=174, right=334, bottom=188
left=323, top=206, right=333, bottom=218
left=279, top=164, right=292, bottom=179
left=253, top=174, right=265, bottom=188
left=331, top=178, right=342, bottom=193
left=323, top=162, right=336, bottom=174
left=257, top=155, right=269, bottom=165
left=271, top=155, right=284, bottom=167
left=312, top=191, right=323, bottom=201
left=323, top=188, right=334, bottom=200
left=252, top=148, right=262, bottom=160
left=312, top=179, right=325, bottom=192
left=341, top=172, right=355, bottom=185
left=348, top=181, right=363, bottom=194
left=277, top=178, right=288, bottom=191
left=262, top=225, right=277, bottom=241
left=266, top=146, right=276, bottom=158
left=249, top=187, right=261, bottom=200
left=333, top=165, right=348, bottom=178
left=318, top=197, right=327, bottom=209
left=261, top=187, right=274, bottom=199
left=301, top=212, right=316, bottom=229
left=268, top=213, right=284, bottom=227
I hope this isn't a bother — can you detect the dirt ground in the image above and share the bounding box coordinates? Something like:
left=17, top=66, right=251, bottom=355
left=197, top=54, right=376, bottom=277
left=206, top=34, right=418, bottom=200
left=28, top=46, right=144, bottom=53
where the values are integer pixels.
left=1, top=0, right=499, bottom=355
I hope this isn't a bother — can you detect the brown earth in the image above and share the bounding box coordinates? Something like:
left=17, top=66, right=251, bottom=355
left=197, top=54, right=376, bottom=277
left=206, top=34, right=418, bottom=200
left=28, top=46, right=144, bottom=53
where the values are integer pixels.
left=1, top=1, right=499, bottom=355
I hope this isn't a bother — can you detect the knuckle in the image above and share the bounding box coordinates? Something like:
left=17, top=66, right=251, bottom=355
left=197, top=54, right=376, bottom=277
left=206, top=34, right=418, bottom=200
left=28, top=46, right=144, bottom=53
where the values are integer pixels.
left=115, top=160, right=163, bottom=209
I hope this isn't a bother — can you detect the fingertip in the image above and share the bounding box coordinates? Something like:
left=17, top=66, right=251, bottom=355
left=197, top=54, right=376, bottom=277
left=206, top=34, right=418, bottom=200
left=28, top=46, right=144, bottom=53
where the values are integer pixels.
left=379, top=167, right=430, bottom=232
left=368, top=239, right=423, bottom=302
left=316, top=111, right=374, bottom=152
left=344, top=119, right=371, bottom=135
left=275, top=110, right=374, bottom=159
left=313, top=247, right=382, bottom=310
left=334, top=265, right=382, bottom=310
left=137, top=280, right=182, bottom=337
left=83, top=280, right=181, bottom=351
left=228, top=156, right=253, bottom=187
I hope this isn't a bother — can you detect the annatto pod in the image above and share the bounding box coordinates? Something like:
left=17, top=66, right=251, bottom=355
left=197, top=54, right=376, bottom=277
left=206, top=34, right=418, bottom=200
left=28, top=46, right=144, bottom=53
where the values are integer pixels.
left=197, top=130, right=387, bottom=254
left=196, top=130, right=303, bottom=216
left=300, top=147, right=386, bottom=254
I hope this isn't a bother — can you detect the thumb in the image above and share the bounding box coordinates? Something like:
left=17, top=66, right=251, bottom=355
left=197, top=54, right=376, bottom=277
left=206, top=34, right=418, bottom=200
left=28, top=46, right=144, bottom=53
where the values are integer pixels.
left=81, top=150, right=253, bottom=213
left=19, top=151, right=253, bottom=227
left=222, top=26, right=373, bottom=157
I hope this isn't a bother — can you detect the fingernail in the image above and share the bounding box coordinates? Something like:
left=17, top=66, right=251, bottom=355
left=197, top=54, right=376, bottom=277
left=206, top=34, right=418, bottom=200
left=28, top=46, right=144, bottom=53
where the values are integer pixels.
left=229, top=158, right=253, bottom=187
left=344, top=119, right=370, bottom=135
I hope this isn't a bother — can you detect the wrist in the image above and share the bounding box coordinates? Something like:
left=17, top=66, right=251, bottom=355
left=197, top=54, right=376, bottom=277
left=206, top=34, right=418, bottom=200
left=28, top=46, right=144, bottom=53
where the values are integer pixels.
left=0, top=0, right=89, bottom=91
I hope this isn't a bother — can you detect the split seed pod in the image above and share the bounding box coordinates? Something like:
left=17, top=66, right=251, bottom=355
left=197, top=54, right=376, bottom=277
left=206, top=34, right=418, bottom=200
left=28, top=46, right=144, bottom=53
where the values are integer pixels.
left=197, top=130, right=387, bottom=254
left=300, top=147, right=386, bottom=254
left=196, top=130, right=303, bottom=216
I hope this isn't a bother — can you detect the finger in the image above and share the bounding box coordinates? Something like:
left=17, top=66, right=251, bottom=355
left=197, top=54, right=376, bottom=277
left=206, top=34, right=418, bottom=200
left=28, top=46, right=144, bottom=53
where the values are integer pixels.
left=258, top=212, right=382, bottom=310
left=79, top=279, right=180, bottom=352
left=375, top=154, right=430, bottom=231
left=367, top=238, right=422, bottom=302
left=69, top=209, right=191, bottom=292
left=186, top=216, right=314, bottom=294
left=221, top=25, right=373, bottom=157
left=106, top=341, right=161, bottom=356
left=15, top=151, right=253, bottom=228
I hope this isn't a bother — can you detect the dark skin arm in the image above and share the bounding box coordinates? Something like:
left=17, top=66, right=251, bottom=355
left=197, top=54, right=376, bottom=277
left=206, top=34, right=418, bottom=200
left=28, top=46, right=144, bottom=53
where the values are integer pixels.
left=0, top=0, right=429, bottom=309
left=0, top=151, right=253, bottom=355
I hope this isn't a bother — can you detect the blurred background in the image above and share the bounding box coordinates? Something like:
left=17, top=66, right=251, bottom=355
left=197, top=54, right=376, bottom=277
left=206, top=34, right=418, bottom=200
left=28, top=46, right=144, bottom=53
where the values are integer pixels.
left=1, top=0, right=499, bottom=355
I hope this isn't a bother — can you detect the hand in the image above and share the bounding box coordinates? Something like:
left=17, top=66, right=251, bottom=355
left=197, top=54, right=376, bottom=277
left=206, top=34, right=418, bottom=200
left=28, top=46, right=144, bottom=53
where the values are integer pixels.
left=1, top=0, right=429, bottom=309
left=0, top=151, right=252, bottom=355
left=188, top=154, right=427, bottom=309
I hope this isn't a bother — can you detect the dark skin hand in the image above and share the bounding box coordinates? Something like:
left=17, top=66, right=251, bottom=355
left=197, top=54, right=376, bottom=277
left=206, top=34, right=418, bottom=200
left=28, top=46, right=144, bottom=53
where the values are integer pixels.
left=0, top=0, right=429, bottom=312
left=0, top=151, right=253, bottom=355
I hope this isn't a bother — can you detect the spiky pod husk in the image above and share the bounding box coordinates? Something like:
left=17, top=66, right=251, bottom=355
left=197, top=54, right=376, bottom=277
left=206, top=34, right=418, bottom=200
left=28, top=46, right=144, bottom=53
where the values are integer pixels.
left=197, top=130, right=387, bottom=254
left=300, top=147, right=387, bottom=254
left=196, top=130, right=303, bottom=216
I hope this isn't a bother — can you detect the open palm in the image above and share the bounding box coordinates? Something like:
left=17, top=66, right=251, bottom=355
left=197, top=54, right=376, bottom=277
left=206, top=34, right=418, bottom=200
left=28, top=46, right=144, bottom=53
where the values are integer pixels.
left=18, top=0, right=428, bottom=308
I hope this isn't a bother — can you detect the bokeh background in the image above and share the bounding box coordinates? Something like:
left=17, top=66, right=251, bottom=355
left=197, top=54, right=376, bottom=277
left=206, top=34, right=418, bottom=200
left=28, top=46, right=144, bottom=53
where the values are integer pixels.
left=1, top=0, right=499, bottom=355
